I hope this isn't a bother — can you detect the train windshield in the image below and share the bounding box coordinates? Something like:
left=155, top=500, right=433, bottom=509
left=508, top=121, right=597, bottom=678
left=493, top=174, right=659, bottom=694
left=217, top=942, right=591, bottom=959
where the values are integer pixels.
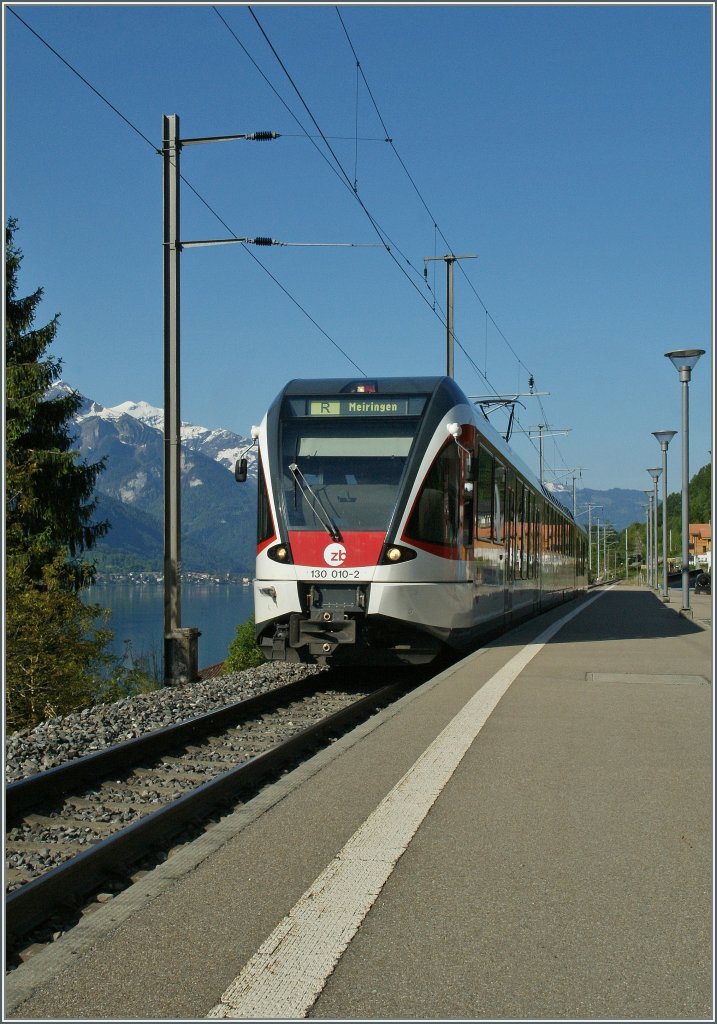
left=280, top=417, right=420, bottom=532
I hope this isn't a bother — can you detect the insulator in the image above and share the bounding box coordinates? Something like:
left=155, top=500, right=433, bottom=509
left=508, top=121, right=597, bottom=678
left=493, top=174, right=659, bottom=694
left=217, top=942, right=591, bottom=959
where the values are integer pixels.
left=252, top=131, right=279, bottom=141
left=253, top=237, right=274, bottom=246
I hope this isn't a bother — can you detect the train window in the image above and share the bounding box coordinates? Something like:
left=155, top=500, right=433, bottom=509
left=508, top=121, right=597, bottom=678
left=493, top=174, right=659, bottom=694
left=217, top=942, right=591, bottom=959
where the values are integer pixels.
left=475, top=447, right=494, bottom=542
left=405, top=440, right=460, bottom=549
left=257, top=454, right=275, bottom=545
left=514, top=482, right=521, bottom=579
left=505, top=474, right=516, bottom=581
left=518, top=483, right=527, bottom=579
left=493, top=462, right=505, bottom=545
left=463, top=470, right=474, bottom=548
left=528, top=500, right=532, bottom=571
left=280, top=417, right=419, bottom=532
left=459, top=426, right=476, bottom=549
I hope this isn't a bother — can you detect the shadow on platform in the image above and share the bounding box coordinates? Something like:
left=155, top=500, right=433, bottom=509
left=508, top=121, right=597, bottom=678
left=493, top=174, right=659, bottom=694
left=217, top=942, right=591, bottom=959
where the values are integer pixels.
left=493, top=587, right=708, bottom=649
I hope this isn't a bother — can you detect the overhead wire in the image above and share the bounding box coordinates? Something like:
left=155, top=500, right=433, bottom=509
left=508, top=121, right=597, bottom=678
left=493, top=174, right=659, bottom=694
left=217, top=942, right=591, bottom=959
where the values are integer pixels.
left=8, top=6, right=366, bottom=376
left=212, top=5, right=427, bottom=298
left=243, top=6, right=453, bottom=316
left=8, top=7, right=156, bottom=153
left=335, top=6, right=571, bottom=474
left=235, top=5, right=507, bottom=409
left=12, top=3, right=569, bottom=479
left=336, top=7, right=533, bottom=377
left=335, top=9, right=543, bottom=465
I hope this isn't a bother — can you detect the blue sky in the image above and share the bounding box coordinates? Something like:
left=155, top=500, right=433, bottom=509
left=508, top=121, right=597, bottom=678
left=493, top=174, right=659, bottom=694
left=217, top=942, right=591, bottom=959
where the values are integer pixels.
left=4, top=2, right=713, bottom=495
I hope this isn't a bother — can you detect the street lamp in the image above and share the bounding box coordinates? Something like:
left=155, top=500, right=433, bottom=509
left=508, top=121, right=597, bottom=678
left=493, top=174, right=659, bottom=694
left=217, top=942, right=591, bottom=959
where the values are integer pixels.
left=647, top=467, right=661, bottom=589
left=664, top=348, right=705, bottom=616
left=652, top=430, right=677, bottom=601
left=644, top=491, right=654, bottom=587
left=640, top=503, right=650, bottom=584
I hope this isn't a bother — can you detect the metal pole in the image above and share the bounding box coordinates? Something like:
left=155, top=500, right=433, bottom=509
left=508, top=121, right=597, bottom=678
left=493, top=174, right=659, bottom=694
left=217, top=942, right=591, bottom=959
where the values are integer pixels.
left=647, top=494, right=653, bottom=586
left=644, top=501, right=650, bottom=585
left=660, top=445, right=669, bottom=598
left=446, top=257, right=454, bottom=378
left=539, top=426, right=544, bottom=488
left=664, top=349, right=703, bottom=614
left=424, top=254, right=476, bottom=379
left=163, top=113, right=182, bottom=683
left=596, top=519, right=600, bottom=579
left=652, top=475, right=659, bottom=589
left=680, top=374, right=690, bottom=613
left=162, top=114, right=201, bottom=686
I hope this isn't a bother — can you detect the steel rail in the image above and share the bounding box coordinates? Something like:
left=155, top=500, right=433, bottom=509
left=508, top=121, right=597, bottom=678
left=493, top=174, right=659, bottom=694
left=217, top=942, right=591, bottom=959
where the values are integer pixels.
left=5, top=680, right=407, bottom=942
left=6, top=675, right=326, bottom=824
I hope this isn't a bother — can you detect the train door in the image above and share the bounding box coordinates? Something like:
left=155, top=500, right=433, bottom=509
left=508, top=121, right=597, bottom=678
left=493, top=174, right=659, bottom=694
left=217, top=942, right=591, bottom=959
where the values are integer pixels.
left=504, top=471, right=515, bottom=617
left=536, top=495, right=544, bottom=598
left=460, top=427, right=476, bottom=565
left=491, top=462, right=506, bottom=614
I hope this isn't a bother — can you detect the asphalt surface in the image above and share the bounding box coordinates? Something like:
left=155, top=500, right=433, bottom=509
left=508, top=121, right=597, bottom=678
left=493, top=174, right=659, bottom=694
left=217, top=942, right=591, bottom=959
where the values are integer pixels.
left=5, top=585, right=712, bottom=1021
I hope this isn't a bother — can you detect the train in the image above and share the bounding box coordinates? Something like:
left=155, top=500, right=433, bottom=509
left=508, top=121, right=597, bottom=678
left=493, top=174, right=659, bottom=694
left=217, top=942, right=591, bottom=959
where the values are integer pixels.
left=237, top=376, right=587, bottom=666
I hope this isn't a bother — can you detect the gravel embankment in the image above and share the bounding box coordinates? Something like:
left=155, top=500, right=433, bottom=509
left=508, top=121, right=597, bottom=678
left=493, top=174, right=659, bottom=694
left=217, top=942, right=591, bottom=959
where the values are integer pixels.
left=5, top=662, right=323, bottom=783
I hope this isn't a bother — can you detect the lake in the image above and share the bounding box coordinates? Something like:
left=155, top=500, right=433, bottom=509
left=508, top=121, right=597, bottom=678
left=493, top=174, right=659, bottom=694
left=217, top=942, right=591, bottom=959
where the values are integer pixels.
left=84, top=583, right=256, bottom=671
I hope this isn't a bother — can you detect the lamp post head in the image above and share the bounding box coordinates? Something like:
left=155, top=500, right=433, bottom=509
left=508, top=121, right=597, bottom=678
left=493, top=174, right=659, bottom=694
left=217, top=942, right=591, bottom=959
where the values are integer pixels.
left=665, top=348, right=705, bottom=382
left=652, top=429, right=676, bottom=451
left=647, top=467, right=662, bottom=482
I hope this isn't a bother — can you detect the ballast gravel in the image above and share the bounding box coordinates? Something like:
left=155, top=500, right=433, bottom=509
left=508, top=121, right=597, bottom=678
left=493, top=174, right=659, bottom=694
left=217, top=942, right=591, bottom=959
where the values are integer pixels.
left=5, top=662, right=323, bottom=784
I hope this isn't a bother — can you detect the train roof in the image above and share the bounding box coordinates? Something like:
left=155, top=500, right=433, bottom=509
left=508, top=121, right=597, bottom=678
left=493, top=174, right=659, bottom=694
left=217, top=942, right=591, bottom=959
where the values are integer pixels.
left=280, top=376, right=456, bottom=396
left=274, top=376, right=576, bottom=523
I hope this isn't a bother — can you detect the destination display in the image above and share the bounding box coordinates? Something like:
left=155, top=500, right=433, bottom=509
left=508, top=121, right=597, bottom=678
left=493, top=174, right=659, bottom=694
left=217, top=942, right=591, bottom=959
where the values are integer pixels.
left=285, top=396, right=427, bottom=417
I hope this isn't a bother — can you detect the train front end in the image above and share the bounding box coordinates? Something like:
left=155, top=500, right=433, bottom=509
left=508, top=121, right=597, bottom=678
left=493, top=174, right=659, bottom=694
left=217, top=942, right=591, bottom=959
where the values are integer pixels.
left=252, top=376, right=468, bottom=666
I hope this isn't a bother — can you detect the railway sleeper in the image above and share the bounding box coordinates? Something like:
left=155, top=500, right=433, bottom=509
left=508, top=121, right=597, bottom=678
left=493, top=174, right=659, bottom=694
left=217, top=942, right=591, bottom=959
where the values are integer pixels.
left=128, top=766, right=226, bottom=784
left=92, top=781, right=191, bottom=799
left=6, top=840, right=93, bottom=855
left=15, top=814, right=121, bottom=836
left=182, top=742, right=245, bottom=756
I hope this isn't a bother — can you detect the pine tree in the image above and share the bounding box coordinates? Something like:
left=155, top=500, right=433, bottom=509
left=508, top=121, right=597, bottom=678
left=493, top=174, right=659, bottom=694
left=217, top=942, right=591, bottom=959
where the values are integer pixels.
left=6, top=218, right=109, bottom=587
left=5, top=219, right=116, bottom=730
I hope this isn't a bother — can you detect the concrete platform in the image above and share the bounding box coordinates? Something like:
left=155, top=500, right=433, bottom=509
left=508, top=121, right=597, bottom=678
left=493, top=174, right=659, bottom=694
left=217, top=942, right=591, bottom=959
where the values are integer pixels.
left=5, top=586, right=713, bottom=1021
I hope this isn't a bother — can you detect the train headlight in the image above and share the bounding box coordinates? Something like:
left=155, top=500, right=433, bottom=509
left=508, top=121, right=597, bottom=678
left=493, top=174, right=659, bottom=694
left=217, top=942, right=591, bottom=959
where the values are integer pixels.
left=381, top=545, right=417, bottom=565
left=267, top=544, right=291, bottom=563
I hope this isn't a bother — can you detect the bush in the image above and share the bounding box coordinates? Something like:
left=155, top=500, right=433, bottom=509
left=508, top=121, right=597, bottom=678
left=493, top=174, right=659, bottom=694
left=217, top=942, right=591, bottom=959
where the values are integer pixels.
left=5, top=553, right=115, bottom=731
left=226, top=615, right=264, bottom=671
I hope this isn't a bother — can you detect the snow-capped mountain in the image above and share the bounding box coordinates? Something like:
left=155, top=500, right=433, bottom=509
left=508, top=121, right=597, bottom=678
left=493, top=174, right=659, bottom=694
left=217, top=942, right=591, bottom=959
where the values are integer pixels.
left=46, top=382, right=258, bottom=573
left=69, top=390, right=257, bottom=478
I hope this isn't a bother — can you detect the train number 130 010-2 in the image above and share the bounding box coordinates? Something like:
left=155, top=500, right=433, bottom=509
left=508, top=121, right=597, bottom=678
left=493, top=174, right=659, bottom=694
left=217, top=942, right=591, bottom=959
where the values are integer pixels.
left=310, top=568, right=361, bottom=579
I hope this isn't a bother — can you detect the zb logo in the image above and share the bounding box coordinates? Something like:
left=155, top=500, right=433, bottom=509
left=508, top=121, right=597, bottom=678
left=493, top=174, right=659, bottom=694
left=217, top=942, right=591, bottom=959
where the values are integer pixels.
left=323, top=543, right=347, bottom=566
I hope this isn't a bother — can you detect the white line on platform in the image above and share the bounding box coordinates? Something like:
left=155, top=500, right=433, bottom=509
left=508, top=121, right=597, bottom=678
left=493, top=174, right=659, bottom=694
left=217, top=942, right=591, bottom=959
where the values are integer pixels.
left=206, top=591, right=606, bottom=1020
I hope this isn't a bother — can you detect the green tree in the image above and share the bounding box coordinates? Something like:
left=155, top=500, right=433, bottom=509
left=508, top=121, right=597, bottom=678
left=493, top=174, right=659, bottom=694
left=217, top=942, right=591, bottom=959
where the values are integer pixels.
left=6, top=219, right=109, bottom=587
left=621, top=462, right=712, bottom=567
left=5, top=219, right=116, bottom=730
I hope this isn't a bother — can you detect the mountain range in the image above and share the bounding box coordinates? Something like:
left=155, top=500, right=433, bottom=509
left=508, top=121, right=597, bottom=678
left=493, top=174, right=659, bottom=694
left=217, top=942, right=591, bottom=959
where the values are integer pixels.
left=54, top=383, right=652, bottom=574
left=51, top=383, right=258, bottom=575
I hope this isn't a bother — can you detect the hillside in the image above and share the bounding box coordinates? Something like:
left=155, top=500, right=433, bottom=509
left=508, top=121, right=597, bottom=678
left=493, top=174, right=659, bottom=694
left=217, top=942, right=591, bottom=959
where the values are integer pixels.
left=53, top=384, right=258, bottom=575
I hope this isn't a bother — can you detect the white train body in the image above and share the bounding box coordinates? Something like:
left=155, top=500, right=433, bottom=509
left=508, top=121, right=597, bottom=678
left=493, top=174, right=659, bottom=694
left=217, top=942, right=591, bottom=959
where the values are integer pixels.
left=249, top=377, right=587, bottom=666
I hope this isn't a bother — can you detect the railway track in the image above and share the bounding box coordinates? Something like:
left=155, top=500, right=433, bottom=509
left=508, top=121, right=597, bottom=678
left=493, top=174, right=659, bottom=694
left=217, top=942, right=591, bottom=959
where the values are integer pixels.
left=5, top=669, right=420, bottom=964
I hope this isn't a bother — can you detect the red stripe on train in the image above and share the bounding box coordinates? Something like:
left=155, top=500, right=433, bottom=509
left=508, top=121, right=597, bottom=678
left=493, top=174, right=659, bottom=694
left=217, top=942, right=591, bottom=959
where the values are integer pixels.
left=288, top=532, right=385, bottom=568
